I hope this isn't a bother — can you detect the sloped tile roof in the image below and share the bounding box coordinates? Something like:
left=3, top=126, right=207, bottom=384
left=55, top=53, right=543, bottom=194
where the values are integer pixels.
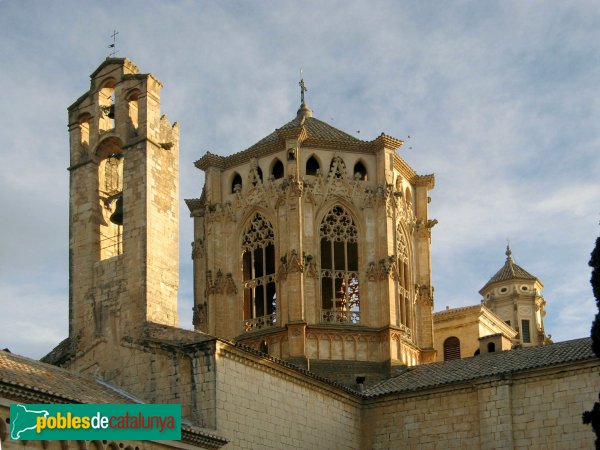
left=0, top=349, right=134, bottom=404
left=363, top=337, right=595, bottom=398
left=480, top=246, right=538, bottom=292
left=194, top=108, right=404, bottom=172
left=1, top=348, right=229, bottom=447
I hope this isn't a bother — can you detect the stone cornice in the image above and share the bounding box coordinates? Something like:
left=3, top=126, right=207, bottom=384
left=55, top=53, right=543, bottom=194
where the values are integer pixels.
left=195, top=134, right=407, bottom=173
left=414, top=174, right=435, bottom=189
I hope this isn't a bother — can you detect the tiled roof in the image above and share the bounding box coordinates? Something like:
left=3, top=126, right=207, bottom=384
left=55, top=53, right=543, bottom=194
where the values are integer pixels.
left=1, top=348, right=229, bottom=447
left=0, top=349, right=134, bottom=404
left=194, top=108, right=404, bottom=172
left=249, top=115, right=365, bottom=150
left=363, top=338, right=595, bottom=398
left=142, top=322, right=215, bottom=345
left=480, top=246, right=538, bottom=292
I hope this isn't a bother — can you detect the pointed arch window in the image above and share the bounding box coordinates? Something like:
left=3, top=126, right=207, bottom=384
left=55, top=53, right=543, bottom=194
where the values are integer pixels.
left=395, top=225, right=413, bottom=333
left=231, top=173, right=242, bottom=193
left=242, top=213, right=277, bottom=332
left=306, top=155, right=320, bottom=176
left=320, top=206, right=360, bottom=324
left=271, top=159, right=284, bottom=180
left=353, top=161, right=368, bottom=181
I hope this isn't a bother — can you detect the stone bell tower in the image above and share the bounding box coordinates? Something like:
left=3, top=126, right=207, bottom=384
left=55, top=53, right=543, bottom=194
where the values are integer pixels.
left=67, top=58, right=179, bottom=353
left=187, top=89, right=436, bottom=386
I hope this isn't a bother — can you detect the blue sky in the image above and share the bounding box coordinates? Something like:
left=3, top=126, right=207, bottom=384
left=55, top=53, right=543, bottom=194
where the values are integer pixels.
left=0, top=0, right=598, bottom=359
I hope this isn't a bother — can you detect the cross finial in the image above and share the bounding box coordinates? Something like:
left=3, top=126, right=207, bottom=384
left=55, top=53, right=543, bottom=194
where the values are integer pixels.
left=299, top=70, right=307, bottom=105
left=108, top=30, right=119, bottom=57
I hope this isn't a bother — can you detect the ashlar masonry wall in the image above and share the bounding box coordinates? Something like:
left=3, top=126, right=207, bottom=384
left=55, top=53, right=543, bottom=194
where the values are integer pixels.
left=214, top=342, right=361, bottom=450
left=362, top=386, right=481, bottom=449
left=362, top=360, right=600, bottom=450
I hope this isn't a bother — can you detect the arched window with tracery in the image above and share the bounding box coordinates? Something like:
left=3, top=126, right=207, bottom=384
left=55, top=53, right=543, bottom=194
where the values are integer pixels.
left=396, top=225, right=413, bottom=333
left=242, top=213, right=276, bottom=332
left=320, top=206, right=360, bottom=324
left=443, top=336, right=461, bottom=360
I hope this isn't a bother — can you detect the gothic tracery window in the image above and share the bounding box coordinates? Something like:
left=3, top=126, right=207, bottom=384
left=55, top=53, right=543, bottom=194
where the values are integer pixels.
left=242, top=213, right=277, bottom=327
left=396, top=225, right=412, bottom=331
left=320, top=206, right=360, bottom=324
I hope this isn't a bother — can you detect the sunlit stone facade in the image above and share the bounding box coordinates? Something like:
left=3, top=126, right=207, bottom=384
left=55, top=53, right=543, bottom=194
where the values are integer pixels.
left=187, top=100, right=437, bottom=383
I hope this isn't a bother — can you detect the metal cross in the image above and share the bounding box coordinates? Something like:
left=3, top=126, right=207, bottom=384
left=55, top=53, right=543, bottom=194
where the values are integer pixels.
left=299, top=75, right=307, bottom=105
left=108, top=30, right=119, bottom=57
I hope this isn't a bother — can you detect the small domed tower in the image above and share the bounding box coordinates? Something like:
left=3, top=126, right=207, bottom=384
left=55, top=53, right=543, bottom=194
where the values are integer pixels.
left=480, top=246, right=550, bottom=347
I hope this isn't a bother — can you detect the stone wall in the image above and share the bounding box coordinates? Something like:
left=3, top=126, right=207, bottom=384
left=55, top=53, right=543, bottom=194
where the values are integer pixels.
left=214, top=342, right=361, bottom=449
left=361, top=360, right=599, bottom=449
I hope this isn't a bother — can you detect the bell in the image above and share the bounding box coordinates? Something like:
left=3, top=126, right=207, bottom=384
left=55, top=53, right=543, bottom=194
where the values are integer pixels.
left=107, top=104, right=115, bottom=119
left=109, top=196, right=123, bottom=225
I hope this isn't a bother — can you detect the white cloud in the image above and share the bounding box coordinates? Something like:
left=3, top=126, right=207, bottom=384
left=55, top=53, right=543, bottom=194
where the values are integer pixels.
left=0, top=0, right=598, bottom=358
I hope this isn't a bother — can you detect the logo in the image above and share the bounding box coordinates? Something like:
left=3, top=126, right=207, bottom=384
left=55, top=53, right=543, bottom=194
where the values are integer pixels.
left=10, top=404, right=181, bottom=440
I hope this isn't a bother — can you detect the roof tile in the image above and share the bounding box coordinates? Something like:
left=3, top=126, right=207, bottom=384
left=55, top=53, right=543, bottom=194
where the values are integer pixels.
left=364, top=338, right=595, bottom=397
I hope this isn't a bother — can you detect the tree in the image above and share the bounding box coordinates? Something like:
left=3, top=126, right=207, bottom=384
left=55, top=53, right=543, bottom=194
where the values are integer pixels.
left=583, top=236, right=600, bottom=449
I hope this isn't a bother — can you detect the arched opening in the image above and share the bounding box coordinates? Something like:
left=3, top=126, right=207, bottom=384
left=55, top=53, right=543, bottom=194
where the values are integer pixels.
left=97, top=138, right=124, bottom=260
left=231, top=172, right=242, bottom=193
left=405, top=187, right=412, bottom=205
left=127, top=91, right=139, bottom=136
left=320, top=205, right=360, bottom=324
left=79, top=114, right=90, bottom=147
left=443, top=337, right=461, bottom=361
left=242, top=213, right=277, bottom=332
left=353, top=161, right=368, bottom=181
left=99, top=82, right=116, bottom=132
left=487, top=342, right=496, bottom=353
left=306, top=155, right=320, bottom=176
left=271, top=159, right=284, bottom=180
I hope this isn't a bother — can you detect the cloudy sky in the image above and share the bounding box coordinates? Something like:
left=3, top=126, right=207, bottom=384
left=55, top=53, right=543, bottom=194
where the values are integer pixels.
left=1, top=1, right=598, bottom=359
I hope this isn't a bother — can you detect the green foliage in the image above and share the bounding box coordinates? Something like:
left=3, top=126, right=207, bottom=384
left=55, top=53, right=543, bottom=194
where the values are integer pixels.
left=584, top=235, right=600, bottom=449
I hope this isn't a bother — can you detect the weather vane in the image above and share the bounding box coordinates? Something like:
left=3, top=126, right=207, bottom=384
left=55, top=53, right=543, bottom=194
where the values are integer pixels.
left=108, top=29, right=119, bottom=57
left=299, top=69, right=307, bottom=105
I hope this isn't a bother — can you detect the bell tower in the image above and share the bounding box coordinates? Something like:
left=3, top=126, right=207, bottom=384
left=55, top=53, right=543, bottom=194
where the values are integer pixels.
left=67, top=58, right=179, bottom=353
